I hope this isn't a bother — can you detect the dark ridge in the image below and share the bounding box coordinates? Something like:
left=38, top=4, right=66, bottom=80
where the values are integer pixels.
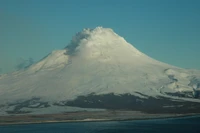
left=188, top=77, right=200, bottom=87
left=194, top=90, right=200, bottom=98
left=134, top=92, right=149, bottom=97
left=165, top=90, right=200, bottom=99
left=6, top=110, right=31, bottom=114
left=166, top=91, right=194, bottom=98
left=55, top=93, right=200, bottom=114
left=6, top=97, right=50, bottom=114
left=168, top=75, right=178, bottom=82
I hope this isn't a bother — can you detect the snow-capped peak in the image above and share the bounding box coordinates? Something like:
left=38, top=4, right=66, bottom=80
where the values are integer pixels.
left=65, top=27, right=143, bottom=57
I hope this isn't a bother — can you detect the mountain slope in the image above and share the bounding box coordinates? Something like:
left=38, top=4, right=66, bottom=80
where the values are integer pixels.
left=0, top=27, right=200, bottom=115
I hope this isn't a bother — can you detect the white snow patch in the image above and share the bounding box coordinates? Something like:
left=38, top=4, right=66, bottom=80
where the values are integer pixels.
left=28, top=50, right=69, bottom=72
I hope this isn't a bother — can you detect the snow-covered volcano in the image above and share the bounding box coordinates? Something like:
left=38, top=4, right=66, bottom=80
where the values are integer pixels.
left=0, top=27, right=200, bottom=115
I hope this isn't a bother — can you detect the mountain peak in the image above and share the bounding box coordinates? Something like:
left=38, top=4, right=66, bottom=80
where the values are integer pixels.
left=74, top=27, right=119, bottom=39
left=65, top=27, right=143, bottom=57
left=27, top=27, right=147, bottom=73
left=82, top=27, right=115, bottom=35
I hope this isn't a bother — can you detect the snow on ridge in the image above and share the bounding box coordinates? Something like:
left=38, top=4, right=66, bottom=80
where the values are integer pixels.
left=28, top=50, right=69, bottom=72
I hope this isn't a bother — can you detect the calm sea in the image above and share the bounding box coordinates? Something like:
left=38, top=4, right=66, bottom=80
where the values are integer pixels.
left=0, top=115, right=200, bottom=133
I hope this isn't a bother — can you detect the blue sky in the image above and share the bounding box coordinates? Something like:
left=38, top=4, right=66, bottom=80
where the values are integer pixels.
left=0, top=0, right=200, bottom=73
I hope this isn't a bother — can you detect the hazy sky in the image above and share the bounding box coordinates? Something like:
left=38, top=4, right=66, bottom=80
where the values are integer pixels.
left=0, top=0, right=200, bottom=73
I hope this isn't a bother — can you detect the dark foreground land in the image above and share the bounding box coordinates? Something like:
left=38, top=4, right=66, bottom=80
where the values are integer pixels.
left=0, top=111, right=199, bottom=125
left=1, top=93, right=200, bottom=125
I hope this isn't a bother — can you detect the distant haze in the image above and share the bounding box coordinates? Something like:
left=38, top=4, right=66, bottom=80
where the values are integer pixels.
left=0, top=0, right=200, bottom=73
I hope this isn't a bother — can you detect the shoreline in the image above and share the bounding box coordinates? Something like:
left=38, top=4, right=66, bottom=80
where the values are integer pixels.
left=0, top=111, right=200, bottom=126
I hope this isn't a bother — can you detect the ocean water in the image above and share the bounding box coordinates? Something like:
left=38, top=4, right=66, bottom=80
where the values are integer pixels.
left=0, top=116, right=200, bottom=133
